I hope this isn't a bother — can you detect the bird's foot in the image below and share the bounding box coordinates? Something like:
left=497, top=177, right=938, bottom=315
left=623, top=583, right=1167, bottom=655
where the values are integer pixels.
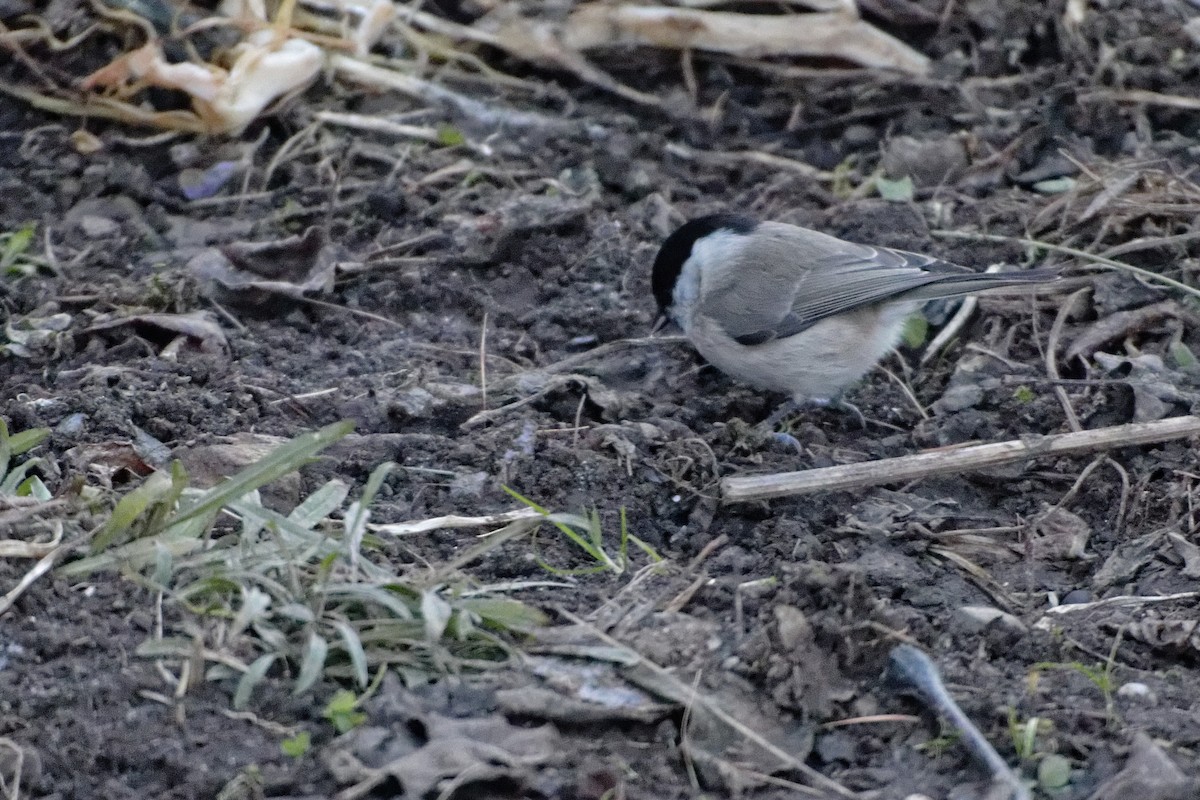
left=755, top=400, right=806, bottom=454
left=808, top=396, right=868, bottom=430
left=760, top=396, right=867, bottom=436
left=769, top=430, right=804, bottom=454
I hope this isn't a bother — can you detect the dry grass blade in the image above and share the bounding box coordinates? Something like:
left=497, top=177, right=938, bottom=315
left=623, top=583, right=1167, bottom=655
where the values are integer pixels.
left=0, top=542, right=65, bottom=615
left=1079, top=88, right=1200, bottom=111
left=373, top=507, right=542, bottom=535
left=1041, top=590, right=1200, bottom=616
left=0, top=516, right=63, bottom=558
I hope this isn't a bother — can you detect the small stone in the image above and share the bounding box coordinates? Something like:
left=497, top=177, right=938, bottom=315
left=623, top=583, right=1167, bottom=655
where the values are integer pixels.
left=53, top=412, right=84, bottom=438
left=956, top=605, right=1027, bottom=634
left=773, top=605, right=813, bottom=650
left=815, top=731, right=856, bottom=764
left=390, top=387, right=439, bottom=418
left=882, top=135, right=969, bottom=187
left=933, top=383, right=984, bottom=414
left=1060, top=588, right=1092, bottom=605
left=842, top=124, right=878, bottom=147
left=1116, top=682, right=1157, bottom=705
left=449, top=471, right=488, bottom=499
left=77, top=214, right=120, bottom=238
left=169, top=142, right=203, bottom=169
left=1038, top=754, right=1072, bottom=790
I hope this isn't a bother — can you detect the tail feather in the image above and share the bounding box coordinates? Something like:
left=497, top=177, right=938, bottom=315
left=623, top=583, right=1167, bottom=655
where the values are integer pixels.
left=902, top=268, right=1061, bottom=302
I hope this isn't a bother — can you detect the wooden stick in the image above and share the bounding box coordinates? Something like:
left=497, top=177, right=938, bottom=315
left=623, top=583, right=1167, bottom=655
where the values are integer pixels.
left=721, top=416, right=1200, bottom=503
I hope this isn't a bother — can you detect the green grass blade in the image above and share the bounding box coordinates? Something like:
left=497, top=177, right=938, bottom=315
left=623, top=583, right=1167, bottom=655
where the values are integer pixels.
left=289, top=479, right=350, bottom=529
left=60, top=521, right=209, bottom=577
left=168, top=421, right=354, bottom=530
left=230, top=587, right=273, bottom=640
left=234, top=653, right=279, bottom=709
left=5, top=424, right=49, bottom=458
left=343, top=462, right=393, bottom=563
left=324, top=583, right=415, bottom=619
left=333, top=619, right=370, bottom=688
left=91, top=469, right=177, bottom=551
left=1, top=456, right=43, bottom=495
left=151, top=542, right=174, bottom=587
left=503, top=487, right=622, bottom=572
left=359, top=461, right=395, bottom=508
left=294, top=632, right=329, bottom=695
left=0, top=418, right=9, bottom=478
left=622, top=506, right=662, bottom=563
left=142, top=460, right=189, bottom=537
left=421, top=589, right=453, bottom=642
left=17, top=474, right=51, bottom=501
left=458, top=597, right=549, bottom=632
left=0, top=223, right=34, bottom=269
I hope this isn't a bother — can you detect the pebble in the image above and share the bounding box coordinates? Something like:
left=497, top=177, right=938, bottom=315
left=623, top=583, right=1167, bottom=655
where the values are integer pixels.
left=449, top=471, right=488, bottom=499
left=390, top=387, right=439, bottom=418
left=1116, top=682, right=1157, bottom=705
left=773, top=605, right=813, bottom=650
left=933, top=383, right=984, bottom=414
left=76, top=214, right=120, bottom=238
left=956, top=605, right=1027, bottom=634
left=882, top=135, right=969, bottom=186
left=1060, top=588, right=1092, bottom=605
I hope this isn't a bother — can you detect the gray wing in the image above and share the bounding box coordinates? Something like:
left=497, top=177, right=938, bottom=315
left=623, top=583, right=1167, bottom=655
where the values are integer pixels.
left=699, top=223, right=1054, bottom=346
left=698, top=224, right=967, bottom=346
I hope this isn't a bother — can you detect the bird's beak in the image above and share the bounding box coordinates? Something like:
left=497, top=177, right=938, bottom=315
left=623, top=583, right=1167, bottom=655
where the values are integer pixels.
left=651, top=312, right=670, bottom=335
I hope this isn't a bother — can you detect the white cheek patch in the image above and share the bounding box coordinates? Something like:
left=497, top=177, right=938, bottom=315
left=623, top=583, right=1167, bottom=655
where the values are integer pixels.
left=671, top=229, right=746, bottom=332
left=671, top=255, right=701, bottom=329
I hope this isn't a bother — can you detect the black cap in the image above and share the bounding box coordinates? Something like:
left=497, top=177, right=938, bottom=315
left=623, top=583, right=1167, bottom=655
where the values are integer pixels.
left=651, top=213, right=758, bottom=311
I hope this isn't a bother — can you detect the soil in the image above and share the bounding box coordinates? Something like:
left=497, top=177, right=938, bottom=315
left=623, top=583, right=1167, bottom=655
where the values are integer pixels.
left=2, top=0, right=1200, bottom=798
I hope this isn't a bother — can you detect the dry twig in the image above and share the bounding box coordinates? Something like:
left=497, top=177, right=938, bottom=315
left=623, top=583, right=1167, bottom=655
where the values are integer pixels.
left=721, top=416, right=1200, bottom=502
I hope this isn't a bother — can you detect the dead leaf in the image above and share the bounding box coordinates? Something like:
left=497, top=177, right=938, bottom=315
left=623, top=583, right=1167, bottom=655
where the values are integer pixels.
left=187, top=227, right=340, bottom=306
left=1091, top=352, right=1199, bottom=422
left=79, top=30, right=322, bottom=135
left=481, top=3, right=931, bottom=75
left=86, top=311, right=229, bottom=355
left=1166, top=532, right=1200, bottom=578
left=174, top=433, right=300, bottom=510
left=64, top=441, right=155, bottom=483
left=80, top=41, right=222, bottom=100
left=323, top=684, right=559, bottom=800
left=1092, top=529, right=1166, bottom=591
left=1066, top=301, right=1181, bottom=361
left=1123, top=617, right=1200, bottom=655
left=1030, top=505, right=1092, bottom=560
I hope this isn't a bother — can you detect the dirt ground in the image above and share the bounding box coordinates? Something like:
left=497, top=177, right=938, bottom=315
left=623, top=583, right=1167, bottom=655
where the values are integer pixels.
left=2, top=0, right=1200, bottom=798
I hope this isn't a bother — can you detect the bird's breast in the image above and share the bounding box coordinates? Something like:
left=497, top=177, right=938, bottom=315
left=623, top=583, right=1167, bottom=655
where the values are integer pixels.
left=687, top=303, right=917, bottom=401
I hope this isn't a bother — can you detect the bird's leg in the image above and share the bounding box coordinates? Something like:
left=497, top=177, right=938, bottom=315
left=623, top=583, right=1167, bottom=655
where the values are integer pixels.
left=757, top=399, right=805, bottom=454
left=760, top=398, right=803, bottom=432
left=761, top=394, right=867, bottom=434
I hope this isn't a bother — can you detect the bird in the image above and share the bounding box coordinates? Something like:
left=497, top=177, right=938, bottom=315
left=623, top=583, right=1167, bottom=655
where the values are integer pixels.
left=650, top=213, right=1060, bottom=428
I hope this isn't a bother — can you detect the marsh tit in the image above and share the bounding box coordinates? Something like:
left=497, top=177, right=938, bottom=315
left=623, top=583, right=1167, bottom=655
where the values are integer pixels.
left=651, top=214, right=1059, bottom=412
